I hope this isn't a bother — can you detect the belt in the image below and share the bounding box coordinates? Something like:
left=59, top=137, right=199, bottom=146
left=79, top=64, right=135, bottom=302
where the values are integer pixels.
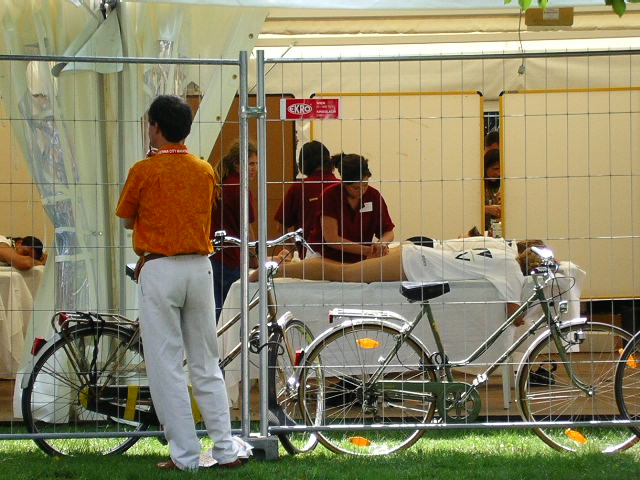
left=143, top=252, right=198, bottom=262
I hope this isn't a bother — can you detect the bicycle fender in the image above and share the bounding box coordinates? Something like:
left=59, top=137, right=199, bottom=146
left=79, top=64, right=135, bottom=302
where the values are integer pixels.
left=513, top=316, right=589, bottom=390
left=275, top=310, right=295, bottom=329
left=303, top=318, right=432, bottom=361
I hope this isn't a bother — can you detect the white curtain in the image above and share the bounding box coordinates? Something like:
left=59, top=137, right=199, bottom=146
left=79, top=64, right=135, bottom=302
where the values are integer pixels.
left=0, top=0, right=266, bottom=384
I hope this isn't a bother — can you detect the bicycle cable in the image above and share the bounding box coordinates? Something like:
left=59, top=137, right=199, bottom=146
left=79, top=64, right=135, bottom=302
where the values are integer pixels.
left=88, top=314, right=105, bottom=387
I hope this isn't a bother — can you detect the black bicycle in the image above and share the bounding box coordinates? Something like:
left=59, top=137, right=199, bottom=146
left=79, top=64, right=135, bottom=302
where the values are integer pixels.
left=21, top=229, right=318, bottom=456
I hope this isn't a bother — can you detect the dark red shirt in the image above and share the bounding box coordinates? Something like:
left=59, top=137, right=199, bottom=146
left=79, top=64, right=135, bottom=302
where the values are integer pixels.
left=210, top=172, right=255, bottom=268
left=308, top=182, right=395, bottom=263
left=274, top=171, right=339, bottom=240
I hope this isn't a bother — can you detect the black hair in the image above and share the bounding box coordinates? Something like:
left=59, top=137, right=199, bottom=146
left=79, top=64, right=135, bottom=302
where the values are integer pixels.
left=484, top=148, right=500, bottom=174
left=147, top=95, right=192, bottom=143
left=21, top=236, right=44, bottom=260
left=485, top=130, right=499, bottom=149
left=406, top=236, right=435, bottom=248
left=333, top=153, right=371, bottom=183
left=299, top=141, right=332, bottom=176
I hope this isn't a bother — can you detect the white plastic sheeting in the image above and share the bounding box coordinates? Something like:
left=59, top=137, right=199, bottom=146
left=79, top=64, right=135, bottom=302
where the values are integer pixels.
left=0, top=1, right=265, bottom=379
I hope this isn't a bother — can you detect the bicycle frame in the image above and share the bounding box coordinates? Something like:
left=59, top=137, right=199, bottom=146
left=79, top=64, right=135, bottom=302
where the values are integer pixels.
left=342, top=259, right=591, bottom=410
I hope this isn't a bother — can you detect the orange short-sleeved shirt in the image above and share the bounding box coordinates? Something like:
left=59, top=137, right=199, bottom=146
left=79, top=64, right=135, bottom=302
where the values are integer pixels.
left=116, top=144, right=215, bottom=256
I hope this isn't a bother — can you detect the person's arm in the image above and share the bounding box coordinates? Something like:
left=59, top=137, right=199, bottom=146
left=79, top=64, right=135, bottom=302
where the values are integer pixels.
left=0, top=243, right=39, bottom=271
left=485, top=204, right=501, bottom=218
left=507, top=302, right=525, bottom=327
left=321, top=216, right=374, bottom=258
left=369, top=192, right=395, bottom=258
left=115, top=165, right=141, bottom=230
left=370, top=229, right=394, bottom=258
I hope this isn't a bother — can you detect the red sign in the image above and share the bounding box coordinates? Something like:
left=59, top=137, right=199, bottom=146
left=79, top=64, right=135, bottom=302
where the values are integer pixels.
left=280, top=98, right=340, bottom=120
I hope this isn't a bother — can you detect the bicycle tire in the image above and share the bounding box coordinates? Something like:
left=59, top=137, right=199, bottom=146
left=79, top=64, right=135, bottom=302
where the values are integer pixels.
left=268, top=317, right=318, bottom=455
left=298, top=321, right=437, bottom=455
left=516, top=321, right=637, bottom=453
left=22, top=324, right=149, bottom=456
left=615, top=331, right=640, bottom=438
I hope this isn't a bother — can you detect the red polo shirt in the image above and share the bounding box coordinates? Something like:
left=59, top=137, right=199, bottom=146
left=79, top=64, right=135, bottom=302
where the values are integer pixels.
left=274, top=170, right=339, bottom=239
left=210, top=172, right=255, bottom=268
left=308, top=182, right=395, bottom=263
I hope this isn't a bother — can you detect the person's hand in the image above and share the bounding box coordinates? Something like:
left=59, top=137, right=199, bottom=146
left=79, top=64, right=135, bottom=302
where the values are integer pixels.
left=271, top=248, right=291, bottom=263
left=485, top=204, right=501, bottom=217
left=368, top=242, right=389, bottom=258
left=39, top=252, right=48, bottom=265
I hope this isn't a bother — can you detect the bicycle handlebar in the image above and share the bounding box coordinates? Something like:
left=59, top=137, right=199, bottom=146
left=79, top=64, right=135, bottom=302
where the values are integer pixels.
left=212, top=228, right=316, bottom=256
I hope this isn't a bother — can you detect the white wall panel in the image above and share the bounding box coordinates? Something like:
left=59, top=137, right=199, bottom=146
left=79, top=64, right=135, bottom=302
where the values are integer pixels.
left=503, top=88, right=640, bottom=298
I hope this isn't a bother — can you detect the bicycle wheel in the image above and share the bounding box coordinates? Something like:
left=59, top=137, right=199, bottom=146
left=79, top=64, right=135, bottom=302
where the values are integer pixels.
left=299, top=321, right=436, bottom=455
left=268, top=317, right=318, bottom=455
left=516, top=321, right=637, bottom=453
left=22, top=325, right=149, bottom=456
left=615, top=332, right=640, bottom=438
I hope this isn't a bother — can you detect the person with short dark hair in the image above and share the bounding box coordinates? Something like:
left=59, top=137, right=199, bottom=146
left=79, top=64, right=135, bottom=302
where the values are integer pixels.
left=274, top=140, right=338, bottom=242
left=307, top=153, right=395, bottom=263
left=0, top=235, right=47, bottom=270
left=116, top=95, right=250, bottom=471
left=210, top=140, right=259, bottom=322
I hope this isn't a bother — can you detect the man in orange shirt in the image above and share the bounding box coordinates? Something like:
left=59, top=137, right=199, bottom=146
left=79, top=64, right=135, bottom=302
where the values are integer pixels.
left=116, top=95, right=250, bottom=471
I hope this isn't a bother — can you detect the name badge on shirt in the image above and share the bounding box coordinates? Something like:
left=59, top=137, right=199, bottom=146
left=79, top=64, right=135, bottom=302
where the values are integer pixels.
left=360, top=201, right=373, bottom=213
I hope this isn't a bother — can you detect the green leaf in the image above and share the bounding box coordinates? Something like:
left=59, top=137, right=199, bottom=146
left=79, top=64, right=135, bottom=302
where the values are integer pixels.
left=519, top=0, right=533, bottom=9
left=538, top=0, right=549, bottom=8
left=611, top=0, right=627, bottom=16
left=504, top=0, right=513, bottom=4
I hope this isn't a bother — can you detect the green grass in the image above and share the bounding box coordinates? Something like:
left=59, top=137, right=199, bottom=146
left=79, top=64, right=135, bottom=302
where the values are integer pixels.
left=0, top=428, right=638, bottom=480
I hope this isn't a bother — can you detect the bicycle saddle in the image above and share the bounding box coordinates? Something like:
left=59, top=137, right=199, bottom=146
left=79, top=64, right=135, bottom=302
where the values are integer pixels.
left=400, top=281, right=450, bottom=303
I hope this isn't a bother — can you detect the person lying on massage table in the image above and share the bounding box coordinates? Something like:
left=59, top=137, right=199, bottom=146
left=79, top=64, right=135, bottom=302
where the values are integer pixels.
left=250, top=236, right=550, bottom=327
left=0, top=235, right=47, bottom=271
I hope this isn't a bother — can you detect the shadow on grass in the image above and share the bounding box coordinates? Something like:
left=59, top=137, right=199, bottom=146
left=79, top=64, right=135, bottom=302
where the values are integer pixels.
left=0, top=429, right=638, bottom=480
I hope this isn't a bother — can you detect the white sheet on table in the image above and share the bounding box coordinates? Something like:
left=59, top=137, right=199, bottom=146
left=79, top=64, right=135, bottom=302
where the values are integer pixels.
left=0, top=268, right=35, bottom=378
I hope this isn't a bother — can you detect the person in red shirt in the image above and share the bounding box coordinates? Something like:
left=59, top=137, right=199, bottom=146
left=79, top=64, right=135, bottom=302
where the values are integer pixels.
left=308, top=153, right=395, bottom=263
left=274, top=141, right=338, bottom=242
left=210, top=141, right=258, bottom=322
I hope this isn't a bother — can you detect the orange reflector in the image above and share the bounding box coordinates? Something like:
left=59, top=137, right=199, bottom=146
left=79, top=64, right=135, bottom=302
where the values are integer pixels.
left=349, top=436, right=371, bottom=447
left=356, top=338, right=380, bottom=349
left=564, top=428, right=587, bottom=444
left=619, top=348, right=638, bottom=369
